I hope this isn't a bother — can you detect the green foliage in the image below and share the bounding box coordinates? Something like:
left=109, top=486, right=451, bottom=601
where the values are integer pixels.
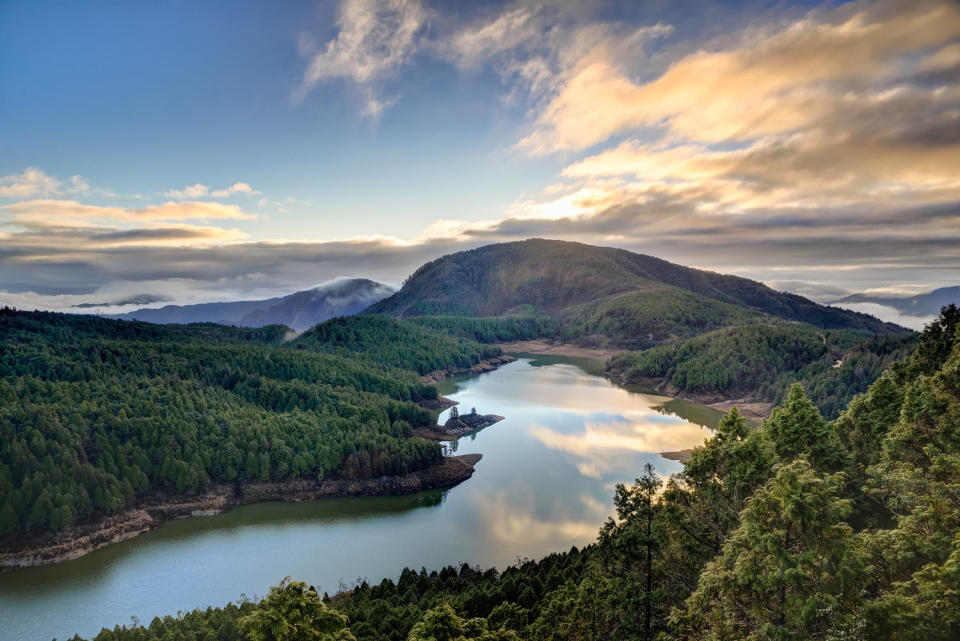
left=0, top=309, right=501, bottom=538
left=611, top=323, right=915, bottom=417
left=408, top=316, right=560, bottom=344
left=295, top=315, right=503, bottom=375
left=567, top=288, right=761, bottom=349
left=597, top=463, right=665, bottom=640
left=239, top=578, right=355, bottom=641
left=679, top=459, right=863, bottom=641
left=55, top=305, right=960, bottom=641
left=766, top=383, right=843, bottom=470
left=407, top=602, right=519, bottom=641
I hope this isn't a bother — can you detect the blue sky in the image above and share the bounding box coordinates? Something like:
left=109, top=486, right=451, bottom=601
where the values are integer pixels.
left=0, top=0, right=560, bottom=240
left=1, top=0, right=958, bottom=320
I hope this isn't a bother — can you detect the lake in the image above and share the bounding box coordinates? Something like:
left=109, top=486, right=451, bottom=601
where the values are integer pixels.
left=0, top=356, right=724, bottom=641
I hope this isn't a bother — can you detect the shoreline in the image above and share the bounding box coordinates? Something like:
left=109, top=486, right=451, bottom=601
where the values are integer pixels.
left=420, top=354, right=518, bottom=384
left=0, top=453, right=482, bottom=572
left=414, top=414, right=505, bottom=441
left=496, top=339, right=619, bottom=361
left=612, top=373, right=773, bottom=420
left=501, top=342, right=773, bottom=420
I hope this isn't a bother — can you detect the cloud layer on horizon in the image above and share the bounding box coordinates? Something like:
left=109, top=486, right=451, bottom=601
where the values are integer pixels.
left=2, top=0, right=959, bottom=312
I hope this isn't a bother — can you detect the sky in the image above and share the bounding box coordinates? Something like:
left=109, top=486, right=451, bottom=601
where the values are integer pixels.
left=1, top=0, right=958, bottom=323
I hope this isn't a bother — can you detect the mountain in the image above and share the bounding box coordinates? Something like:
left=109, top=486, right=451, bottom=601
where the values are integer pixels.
left=236, top=279, right=394, bottom=330
left=831, top=286, right=960, bottom=317
left=366, top=239, right=904, bottom=346
left=114, top=278, right=394, bottom=331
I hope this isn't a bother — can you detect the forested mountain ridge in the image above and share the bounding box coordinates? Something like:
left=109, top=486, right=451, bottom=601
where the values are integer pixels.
left=70, top=305, right=960, bottom=641
left=366, top=239, right=903, bottom=344
left=114, top=278, right=394, bottom=330
left=0, top=309, right=499, bottom=543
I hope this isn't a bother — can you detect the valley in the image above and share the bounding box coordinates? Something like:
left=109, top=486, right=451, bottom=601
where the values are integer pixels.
left=0, top=355, right=720, bottom=641
left=1, top=239, right=954, bottom=641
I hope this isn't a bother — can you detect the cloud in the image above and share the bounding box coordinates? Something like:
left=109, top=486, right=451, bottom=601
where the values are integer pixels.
left=530, top=415, right=711, bottom=478
left=765, top=280, right=852, bottom=301
left=0, top=167, right=65, bottom=199
left=296, top=0, right=427, bottom=115
left=211, top=182, right=260, bottom=198
left=440, top=4, right=671, bottom=109
left=0, top=167, right=110, bottom=200
left=71, top=294, right=172, bottom=309
left=519, top=0, right=960, bottom=153
left=68, top=175, right=90, bottom=194
left=165, top=181, right=260, bottom=199
left=3, top=199, right=256, bottom=225
left=833, top=302, right=937, bottom=331
left=164, top=183, right=209, bottom=199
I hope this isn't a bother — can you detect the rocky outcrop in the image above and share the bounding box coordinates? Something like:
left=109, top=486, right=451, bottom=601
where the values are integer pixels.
left=0, top=454, right=482, bottom=571
left=441, top=412, right=505, bottom=437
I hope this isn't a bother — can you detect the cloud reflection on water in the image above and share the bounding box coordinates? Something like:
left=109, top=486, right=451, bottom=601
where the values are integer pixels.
left=529, top=412, right=712, bottom=479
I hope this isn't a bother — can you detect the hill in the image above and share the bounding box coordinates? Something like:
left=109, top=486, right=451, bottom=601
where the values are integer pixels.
left=114, top=278, right=393, bottom=331
left=832, top=286, right=960, bottom=317
left=67, top=305, right=960, bottom=641
left=0, top=309, right=499, bottom=545
left=366, top=239, right=902, bottom=346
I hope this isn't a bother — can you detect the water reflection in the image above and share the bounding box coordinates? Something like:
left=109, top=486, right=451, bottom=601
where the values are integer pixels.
left=530, top=414, right=712, bottom=478
left=2, top=357, right=722, bottom=641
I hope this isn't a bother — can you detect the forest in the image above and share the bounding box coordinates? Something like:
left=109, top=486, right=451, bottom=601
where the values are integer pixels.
left=0, top=309, right=502, bottom=540
left=609, top=323, right=917, bottom=418
left=65, top=306, right=960, bottom=640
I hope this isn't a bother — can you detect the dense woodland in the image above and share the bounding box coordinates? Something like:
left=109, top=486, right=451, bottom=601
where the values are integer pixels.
left=610, top=324, right=917, bottom=418
left=0, top=310, right=502, bottom=540
left=69, top=305, right=960, bottom=640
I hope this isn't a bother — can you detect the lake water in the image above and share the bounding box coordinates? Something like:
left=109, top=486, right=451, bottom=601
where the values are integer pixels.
left=0, top=356, right=723, bottom=641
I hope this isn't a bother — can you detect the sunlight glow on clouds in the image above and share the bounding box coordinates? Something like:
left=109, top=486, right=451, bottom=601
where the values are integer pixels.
left=164, top=182, right=260, bottom=200
left=2, top=0, right=958, bottom=308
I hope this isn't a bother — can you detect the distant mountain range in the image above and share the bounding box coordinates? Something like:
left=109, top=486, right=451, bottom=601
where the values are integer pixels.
left=831, top=286, right=960, bottom=317
left=114, top=278, right=394, bottom=331
left=367, top=238, right=904, bottom=346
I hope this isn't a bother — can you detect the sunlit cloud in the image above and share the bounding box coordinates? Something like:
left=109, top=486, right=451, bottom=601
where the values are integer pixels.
left=0, top=167, right=92, bottom=199
left=4, top=1, right=959, bottom=308
left=519, top=0, right=960, bottom=153
left=3, top=199, right=256, bottom=225
left=164, top=181, right=261, bottom=200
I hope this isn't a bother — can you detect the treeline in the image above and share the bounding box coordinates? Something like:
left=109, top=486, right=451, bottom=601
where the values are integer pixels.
left=0, top=310, right=500, bottom=540
left=295, top=315, right=505, bottom=375
left=610, top=323, right=916, bottom=417
left=408, top=316, right=560, bottom=344
left=72, top=305, right=960, bottom=640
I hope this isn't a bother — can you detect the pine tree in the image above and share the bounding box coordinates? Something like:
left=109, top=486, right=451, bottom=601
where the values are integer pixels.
left=766, top=383, right=842, bottom=470
left=678, top=459, right=865, bottom=640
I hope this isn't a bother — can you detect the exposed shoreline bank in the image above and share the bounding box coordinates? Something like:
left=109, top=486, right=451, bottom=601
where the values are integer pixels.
left=500, top=342, right=773, bottom=420
left=0, top=453, right=482, bottom=572
left=611, top=372, right=773, bottom=420
left=420, top=355, right=518, bottom=384
left=496, top=340, right=619, bottom=361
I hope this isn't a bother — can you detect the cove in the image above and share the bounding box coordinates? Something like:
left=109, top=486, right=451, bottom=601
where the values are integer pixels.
left=0, top=356, right=724, bottom=641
